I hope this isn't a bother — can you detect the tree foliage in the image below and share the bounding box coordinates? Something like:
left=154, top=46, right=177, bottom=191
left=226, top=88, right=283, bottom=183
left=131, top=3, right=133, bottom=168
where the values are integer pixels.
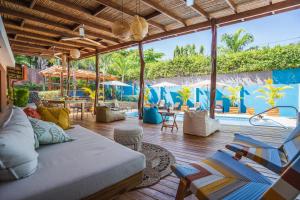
left=220, top=29, right=254, bottom=53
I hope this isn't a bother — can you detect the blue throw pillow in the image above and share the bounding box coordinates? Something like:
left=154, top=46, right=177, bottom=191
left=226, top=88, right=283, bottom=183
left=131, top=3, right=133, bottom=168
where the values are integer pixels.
left=28, top=117, right=73, bottom=145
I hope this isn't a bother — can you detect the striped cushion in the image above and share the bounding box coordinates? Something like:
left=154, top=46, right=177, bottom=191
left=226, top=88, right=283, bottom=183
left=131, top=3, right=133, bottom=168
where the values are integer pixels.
left=284, top=124, right=300, bottom=143
left=228, top=133, right=276, bottom=149
left=283, top=136, right=300, bottom=163
left=262, top=156, right=300, bottom=200
left=172, top=150, right=272, bottom=200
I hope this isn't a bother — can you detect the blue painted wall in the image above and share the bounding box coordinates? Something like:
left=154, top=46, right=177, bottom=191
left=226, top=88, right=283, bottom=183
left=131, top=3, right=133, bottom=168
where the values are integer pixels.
left=121, top=68, right=300, bottom=117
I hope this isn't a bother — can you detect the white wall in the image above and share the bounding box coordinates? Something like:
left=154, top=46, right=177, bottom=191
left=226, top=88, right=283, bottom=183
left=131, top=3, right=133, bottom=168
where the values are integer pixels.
left=0, top=16, right=15, bottom=68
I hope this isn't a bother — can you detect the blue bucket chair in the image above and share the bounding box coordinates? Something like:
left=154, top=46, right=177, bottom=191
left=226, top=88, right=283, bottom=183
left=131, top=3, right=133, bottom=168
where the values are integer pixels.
left=143, top=107, right=162, bottom=124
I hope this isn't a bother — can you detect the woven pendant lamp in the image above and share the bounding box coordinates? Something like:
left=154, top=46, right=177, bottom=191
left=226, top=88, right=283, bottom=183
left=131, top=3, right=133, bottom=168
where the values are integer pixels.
left=70, top=49, right=80, bottom=59
left=112, top=21, right=131, bottom=40
left=130, top=15, right=148, bottom=41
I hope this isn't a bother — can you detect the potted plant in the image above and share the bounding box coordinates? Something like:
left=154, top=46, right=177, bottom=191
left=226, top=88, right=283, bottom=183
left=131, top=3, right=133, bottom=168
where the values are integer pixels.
left=144, top=88, right=151, bottom=107
left=225, top=85, right=242, bottom=114
left=256, top=79, right=291, bottom=116
left=177, top=86, right=191, bottom=111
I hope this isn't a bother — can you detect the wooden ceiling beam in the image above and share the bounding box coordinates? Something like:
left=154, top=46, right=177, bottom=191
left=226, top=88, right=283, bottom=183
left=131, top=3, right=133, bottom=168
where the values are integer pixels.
left=15, top=0, right=38, bottom=39
left=9, top=36, right=89, bottom=53
left=94, top=0, right=166, bottom=31
left=6, top=28, right=98, bottom=50
left=32, top=5, right=112, bottom=33
left=77, top=0, right=300, bottom=59
left=93, top=4, right=107, bottom=16
left=144, top=10, right=161, bottom=20
left=0, top=7, right=70, bottom=30
left=49, top=0, right=93, bottom=14
left=224, top=0, right=237, bottom=13
left=191, top=3, right=210, bottom=19
left=140, top=0, right=187, bottom=26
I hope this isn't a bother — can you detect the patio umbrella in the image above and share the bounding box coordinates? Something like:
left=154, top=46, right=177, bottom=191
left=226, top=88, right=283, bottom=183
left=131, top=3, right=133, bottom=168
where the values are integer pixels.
left=151, top=82, right=178, bottom=103
left=151, top=81, right=178, bottom=88
left=190, top=80, right=229, bottom=109
left=101, top=81, right=131, bottom=100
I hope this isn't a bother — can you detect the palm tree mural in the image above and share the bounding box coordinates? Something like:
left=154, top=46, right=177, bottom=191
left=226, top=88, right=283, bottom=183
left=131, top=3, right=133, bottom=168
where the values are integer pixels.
left=221, top=29, right=254, bottom=53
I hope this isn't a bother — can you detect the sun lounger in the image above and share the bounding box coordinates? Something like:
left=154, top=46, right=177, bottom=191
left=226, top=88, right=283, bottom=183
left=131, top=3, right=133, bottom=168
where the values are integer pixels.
left=226, top=125, right=300, bottom=174
left=171, top=150, right=300, bottom=200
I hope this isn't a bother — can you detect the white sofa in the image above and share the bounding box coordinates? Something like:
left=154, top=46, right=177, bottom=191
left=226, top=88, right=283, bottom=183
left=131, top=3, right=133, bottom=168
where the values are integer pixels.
left=0, top=108, right=145, bottom=200
left=183, top=110, right=220, bottom=137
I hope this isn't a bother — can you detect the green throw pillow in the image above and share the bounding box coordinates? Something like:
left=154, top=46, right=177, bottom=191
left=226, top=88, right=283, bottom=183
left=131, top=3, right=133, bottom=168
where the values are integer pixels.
left=28, top=117, right=73, bottom=145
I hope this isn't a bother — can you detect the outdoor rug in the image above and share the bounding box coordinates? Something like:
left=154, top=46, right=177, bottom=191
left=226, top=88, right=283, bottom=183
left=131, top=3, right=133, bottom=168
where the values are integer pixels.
left=136, top=142, right=176, bottom=188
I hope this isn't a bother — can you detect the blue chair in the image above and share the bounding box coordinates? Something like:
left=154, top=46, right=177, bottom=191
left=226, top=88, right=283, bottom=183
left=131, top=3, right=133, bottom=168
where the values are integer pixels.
left=143, top=107, right=162, bottom=124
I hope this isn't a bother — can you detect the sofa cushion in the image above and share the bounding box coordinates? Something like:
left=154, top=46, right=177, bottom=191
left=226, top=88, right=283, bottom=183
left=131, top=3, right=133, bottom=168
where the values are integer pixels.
left=29, top=117, right=73, bottom=145
left=0, top=107, right=38, bottom=181
left=37, top=107, right=71, bottom=130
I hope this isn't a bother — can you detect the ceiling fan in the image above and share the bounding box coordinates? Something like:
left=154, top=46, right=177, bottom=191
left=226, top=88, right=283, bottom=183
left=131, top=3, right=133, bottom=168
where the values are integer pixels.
left=61, top=24, right=102, bottom=46
left=40, top=47, right=62, bottom=60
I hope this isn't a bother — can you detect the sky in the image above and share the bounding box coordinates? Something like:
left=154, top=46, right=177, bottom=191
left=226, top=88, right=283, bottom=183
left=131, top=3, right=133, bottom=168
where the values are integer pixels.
left=140, top=9, right=300, bottom=60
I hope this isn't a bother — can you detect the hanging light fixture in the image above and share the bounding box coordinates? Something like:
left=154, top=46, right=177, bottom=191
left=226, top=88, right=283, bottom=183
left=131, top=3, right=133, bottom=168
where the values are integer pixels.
left=112, top=0, right=131, bottom=40
left=130, top=0, right=148, bottom=41
left=130, top=15, right=148, bottom=41
left=70, top=49, right=80, bottom=59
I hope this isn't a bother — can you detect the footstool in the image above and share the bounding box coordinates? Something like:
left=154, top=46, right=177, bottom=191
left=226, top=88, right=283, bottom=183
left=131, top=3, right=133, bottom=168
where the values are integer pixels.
left=114, top=127, right=143, bottom=151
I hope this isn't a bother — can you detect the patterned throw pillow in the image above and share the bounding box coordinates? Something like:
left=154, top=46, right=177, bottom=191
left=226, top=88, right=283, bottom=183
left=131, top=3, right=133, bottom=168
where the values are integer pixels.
left=23, top=107, right=41, bottom=119
left=28, top=117, right=73, bottom=145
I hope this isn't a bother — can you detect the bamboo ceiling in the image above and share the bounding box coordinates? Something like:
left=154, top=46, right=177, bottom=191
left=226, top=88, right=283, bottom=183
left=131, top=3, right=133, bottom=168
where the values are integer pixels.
left=1, top=0, right=299, bottom=60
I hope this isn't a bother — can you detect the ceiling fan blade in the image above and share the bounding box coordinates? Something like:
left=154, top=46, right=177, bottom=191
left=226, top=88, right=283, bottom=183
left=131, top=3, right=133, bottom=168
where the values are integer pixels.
left=54, top=55, right=62, bottom=60
left=83, top=38, right=102, bottom=46
left=54, top=52, right=63, bottom=56
left=61, top=37, right=81, bottom=41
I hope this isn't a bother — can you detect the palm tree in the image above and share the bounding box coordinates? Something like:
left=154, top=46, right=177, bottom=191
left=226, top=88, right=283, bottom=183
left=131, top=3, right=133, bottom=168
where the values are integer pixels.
left=221, top=29, right=254, bottom=52
left=111, top=51, right=130, bottom=82
left=99, top=53, right=112, bottom=74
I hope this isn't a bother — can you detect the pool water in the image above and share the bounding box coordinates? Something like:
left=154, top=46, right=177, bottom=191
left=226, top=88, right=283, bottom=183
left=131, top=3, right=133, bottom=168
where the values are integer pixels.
left=125, top=111, right=296, bottom=127
left=125, top=111, right=251, bottom=126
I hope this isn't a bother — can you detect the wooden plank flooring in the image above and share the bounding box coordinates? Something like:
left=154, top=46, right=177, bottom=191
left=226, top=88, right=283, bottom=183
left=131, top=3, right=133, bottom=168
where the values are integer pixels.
left=72, top=115, right=292, bottom=200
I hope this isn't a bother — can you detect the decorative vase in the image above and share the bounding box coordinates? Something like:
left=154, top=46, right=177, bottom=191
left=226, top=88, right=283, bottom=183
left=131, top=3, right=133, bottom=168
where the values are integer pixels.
left=266, top=107, right=279, bottom=116
left=246, top=108, right=255, bottom=115
left=229, top=107, right=239, bottom=114
left=181, top=105, right=189, bottom=111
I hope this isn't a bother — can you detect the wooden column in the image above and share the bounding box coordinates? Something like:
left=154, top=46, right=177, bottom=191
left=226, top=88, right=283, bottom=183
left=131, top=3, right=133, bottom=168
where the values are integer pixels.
left=66, top=58, right=70, bottom=96
left=94, top=50, right=100, bottom=114
left=209, top=18, right=217, bottom=119
left=138, top=42, right=145, bottom=120
left=60, top=71, right=64, bottom=96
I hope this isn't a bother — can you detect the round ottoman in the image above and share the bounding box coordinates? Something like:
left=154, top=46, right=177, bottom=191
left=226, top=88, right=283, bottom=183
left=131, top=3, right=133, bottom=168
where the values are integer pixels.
left=114, top=127, right=143, bottom=151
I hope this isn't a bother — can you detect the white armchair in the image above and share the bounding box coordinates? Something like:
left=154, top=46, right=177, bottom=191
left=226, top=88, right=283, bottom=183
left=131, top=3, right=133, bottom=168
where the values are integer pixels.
left=183, top=110, right=220, bottom=137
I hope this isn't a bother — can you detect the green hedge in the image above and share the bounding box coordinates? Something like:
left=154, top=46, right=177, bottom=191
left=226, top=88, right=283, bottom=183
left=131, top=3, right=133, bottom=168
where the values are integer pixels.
left=145, top=44, right=300, bottom=80
left=13, top=88, right=29, bottom=107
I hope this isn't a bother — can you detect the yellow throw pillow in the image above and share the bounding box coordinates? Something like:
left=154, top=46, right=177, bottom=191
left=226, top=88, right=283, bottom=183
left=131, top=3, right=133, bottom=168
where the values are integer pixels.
left=57, top=109, right=71, bottom=130
left=37, top=107, right=71, bottom=130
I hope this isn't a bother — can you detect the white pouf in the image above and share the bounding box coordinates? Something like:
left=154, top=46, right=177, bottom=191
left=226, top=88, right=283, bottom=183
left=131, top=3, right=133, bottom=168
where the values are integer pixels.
left=114, top=127, right=143, bottom=151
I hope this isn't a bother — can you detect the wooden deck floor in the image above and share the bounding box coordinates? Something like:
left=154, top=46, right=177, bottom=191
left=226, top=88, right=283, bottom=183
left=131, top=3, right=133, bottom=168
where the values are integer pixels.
left=72, top=115, right=291, bottom=200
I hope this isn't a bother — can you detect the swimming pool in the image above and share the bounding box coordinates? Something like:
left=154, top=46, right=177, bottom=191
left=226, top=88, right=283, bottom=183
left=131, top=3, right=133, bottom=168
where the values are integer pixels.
left=125, top=111, right=251, bottom=126
left=125, top=111, right=296, bottom=127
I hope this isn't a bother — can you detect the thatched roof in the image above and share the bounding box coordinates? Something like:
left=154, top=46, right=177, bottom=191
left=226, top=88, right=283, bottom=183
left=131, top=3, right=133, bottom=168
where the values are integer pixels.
left=1, top=0, right=299, bottom=59
left=39, top=65, right=117, bottom=81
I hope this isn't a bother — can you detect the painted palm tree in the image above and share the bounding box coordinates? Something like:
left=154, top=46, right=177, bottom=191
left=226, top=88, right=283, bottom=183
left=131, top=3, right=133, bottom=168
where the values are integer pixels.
left=221, top=29, right=254, bottom=52
left=256, top=79, right=292, bottom=108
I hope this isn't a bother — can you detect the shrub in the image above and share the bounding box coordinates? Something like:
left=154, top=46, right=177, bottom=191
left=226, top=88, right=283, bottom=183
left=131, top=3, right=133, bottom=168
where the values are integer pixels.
left=13, top=88, right=29, bottom=107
